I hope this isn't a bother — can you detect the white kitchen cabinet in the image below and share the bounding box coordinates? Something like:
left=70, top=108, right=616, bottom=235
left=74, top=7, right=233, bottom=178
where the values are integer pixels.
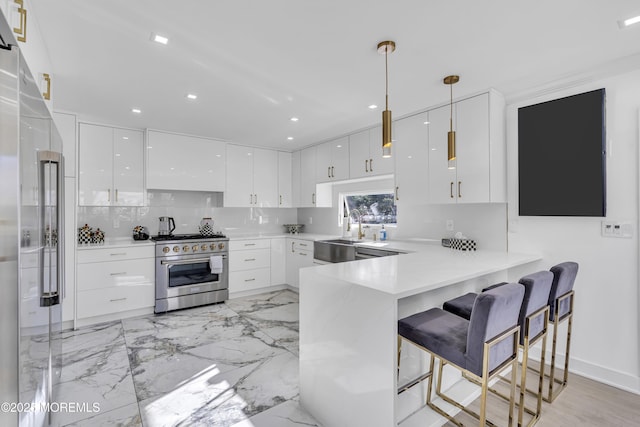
left=76, top=244, right=154, bottom=322
left=146, top=130, right=226, bottom=192
left=78, top=123, right=144, bottom=206
left=292, top=150, right=301, bottom=207
left=299, top=146, right=317, bottom=207
left=225, top=145, right=278, bottom=207
left=394, top=112, right=430, bottom=206
left=428, top=91, right=505, bottom=204
left=5, top=0, right=54, bottom=112
left=53, top=112, right=76, bottom=177
left=316, top=137, right=349, bottom=183
left=349, top=126, right=394, bottom=179
left=229, top=239, right=271, bottom=294
left=285, top=238, right=314, bottom=288
left=278, top=152, right=292, bottom=207
left=270, top=238, right=286, bottom=285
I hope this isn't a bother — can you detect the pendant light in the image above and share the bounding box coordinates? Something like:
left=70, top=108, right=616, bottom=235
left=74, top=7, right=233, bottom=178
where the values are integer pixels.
left=444, top=75, right=459, bottom=169
left=378, top=41, right=396, bottom=158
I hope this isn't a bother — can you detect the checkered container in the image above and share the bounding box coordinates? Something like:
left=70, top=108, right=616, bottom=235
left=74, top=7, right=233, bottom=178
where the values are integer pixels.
left=78, top=224, right=92, bottom=245
left=450, top=238, right=477, bottom=251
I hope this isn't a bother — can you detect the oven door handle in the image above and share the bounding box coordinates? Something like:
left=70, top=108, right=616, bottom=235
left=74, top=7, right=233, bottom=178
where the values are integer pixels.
left=161, top=255, right=228, bottom=265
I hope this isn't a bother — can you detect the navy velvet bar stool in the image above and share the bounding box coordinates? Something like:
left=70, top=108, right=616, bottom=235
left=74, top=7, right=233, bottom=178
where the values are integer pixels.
left=543, top=262, right=578, bottom=402
left=442, top=273, right=553, bottom=426
left=398, top=283, right=524, bottom=427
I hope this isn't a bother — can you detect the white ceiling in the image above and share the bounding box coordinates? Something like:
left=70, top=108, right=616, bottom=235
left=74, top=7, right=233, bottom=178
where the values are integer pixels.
left=33, top=0, right=640, bottom=150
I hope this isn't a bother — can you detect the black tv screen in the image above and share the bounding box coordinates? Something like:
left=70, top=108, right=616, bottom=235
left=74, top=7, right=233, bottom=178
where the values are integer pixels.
left=518, top=88, right=606, bottom=217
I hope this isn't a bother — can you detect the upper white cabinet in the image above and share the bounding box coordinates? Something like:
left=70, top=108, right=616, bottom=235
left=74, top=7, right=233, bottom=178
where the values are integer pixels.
left=53, top=112, right=77, bottom=178
left=428, top=91, right=505, bottom=204
left=78, top=123, right=144, bottom=206
left=278, top=151, right=292, bottom=207
left=291, top=150, right=301, bottom=207
left=349, top=126, right=394, bottom=179
left=316, top=137, right=349, bottom=183
left=225, top=145, right=278, bottom=207
left=147, top=130, right=226, bottom=192
left=299, top=146, right=317, bottom=207
left=393, top=112, right=429, bottom=206
left=5, top=0, right=54, bottom=112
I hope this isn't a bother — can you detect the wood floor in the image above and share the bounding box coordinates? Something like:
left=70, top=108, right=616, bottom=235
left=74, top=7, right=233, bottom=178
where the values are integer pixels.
left=444, top=368, right=640, bottom=426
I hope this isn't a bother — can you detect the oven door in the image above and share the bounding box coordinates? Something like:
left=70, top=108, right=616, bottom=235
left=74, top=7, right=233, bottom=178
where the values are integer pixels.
left=156, top=253, right=229, bottom=300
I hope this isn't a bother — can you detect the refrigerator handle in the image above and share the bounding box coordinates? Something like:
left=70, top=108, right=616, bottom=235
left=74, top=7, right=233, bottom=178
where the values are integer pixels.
left=38, top=150, right=63, bottom=307
left=58, top=155, right=65, bottom=301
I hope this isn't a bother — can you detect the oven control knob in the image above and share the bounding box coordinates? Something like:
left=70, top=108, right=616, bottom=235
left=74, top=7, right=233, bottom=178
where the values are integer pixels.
left=173, top=246, right=180, bottom=252
left=218, top=243, right=225, bottom=250
left=163, top=246, right=170, bottom=253
left=210, top=243, right=216, bottom=250
left=183, top=245, right=190, bottom=252
left=192, top=245, right=199, bottom=252
left=201, top=244, right=208, bottom=251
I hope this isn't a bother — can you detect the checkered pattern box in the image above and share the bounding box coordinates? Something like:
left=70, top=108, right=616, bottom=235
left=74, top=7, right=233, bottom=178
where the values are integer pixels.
left=450, top=238, right=477, bottom=251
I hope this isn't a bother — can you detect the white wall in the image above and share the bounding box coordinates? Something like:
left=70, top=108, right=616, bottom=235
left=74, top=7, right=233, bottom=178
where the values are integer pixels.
left=506, top=69, right=640, bottom=393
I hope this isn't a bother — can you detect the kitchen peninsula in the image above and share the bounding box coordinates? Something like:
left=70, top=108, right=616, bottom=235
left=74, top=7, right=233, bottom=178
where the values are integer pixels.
left=299, top=246, right=540, bottom=427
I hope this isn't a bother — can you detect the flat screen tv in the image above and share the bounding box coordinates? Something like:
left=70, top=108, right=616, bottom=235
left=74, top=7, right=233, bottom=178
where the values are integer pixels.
left=518, top=88, right=606, bottom=217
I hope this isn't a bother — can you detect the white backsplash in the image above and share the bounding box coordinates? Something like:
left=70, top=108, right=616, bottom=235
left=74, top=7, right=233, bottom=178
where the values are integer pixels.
left=77, top=190, right=298, bottom=238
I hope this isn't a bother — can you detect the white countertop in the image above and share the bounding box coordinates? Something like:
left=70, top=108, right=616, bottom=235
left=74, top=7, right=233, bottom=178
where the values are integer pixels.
left=304, top=245, right=541, bottom=299
left=77, top=237, right=155, bottom=249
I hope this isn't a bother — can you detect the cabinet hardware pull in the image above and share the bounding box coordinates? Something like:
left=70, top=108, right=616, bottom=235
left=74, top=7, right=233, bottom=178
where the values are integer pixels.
left=42, top=73, right=51, bottom=100
left=312, top=192, right=316, bottom=204
left=458, top=181, right=461, bottom=198
left=110, top=298, right=127, bottom=302
left=13, top=0, right=27, bottom=43
left=254, top=194, right=257, bottom=204
left=299, top=252, right=307, bottom=256
left=395, top=186, right=399, bottom=201
left=244, top=278, right=256, bottom=282
left=365, top=159, right=369, bottom=172
left=291, top=242, right=295, bottom=253
left=244, top=258, right=256, bottom=262
left=244, top=243, right=256, bottom=246
left=450, top=182, right=454, bottom=198
left=110, top=252, right=127, bottom=256
left=280, top=195, right=282, bottom=205
left=108, top=188, right=111, bottom=202
left=115, top=188, right=118, bottom=202
left=299, top=243, right=308, bottom=247
left=370, top=158, right=373, bottom=172
left=328, top=166, right=331, bottom=178
left=331, top=166, right=335, bottom=178
left=110, top=272, right=127, bottom=276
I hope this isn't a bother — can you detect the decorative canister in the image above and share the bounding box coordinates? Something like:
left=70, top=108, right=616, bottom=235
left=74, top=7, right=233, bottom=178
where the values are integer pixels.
left=93, top=228, right=105, bottom=245
left=199, top=218, right=215, bottom=236
left=133, top=225, right=150, bottom=240
left=78, top=224, right=92, bottom=245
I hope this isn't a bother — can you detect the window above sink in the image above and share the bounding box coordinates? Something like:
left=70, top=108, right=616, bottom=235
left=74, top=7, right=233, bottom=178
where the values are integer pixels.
left=342, top=191, right=397, bottom=226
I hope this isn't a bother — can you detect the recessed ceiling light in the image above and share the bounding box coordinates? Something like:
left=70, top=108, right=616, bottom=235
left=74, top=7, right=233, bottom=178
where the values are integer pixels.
left=290, top=117, right=299, bottom=122
left=368, top=104, right=378, bottom=109
left=122, top=136, right=129, bottom=140
left=152, top=34, right=169, bottom=45
left=186, top=93, right=198, bottom=100
left=131, top=108, right=141, bottom=114
left=424, top=121, right=430, bottom=125
left=619, top=14, right=640, bottom=28
left=287, top=137, right=294, bottom=141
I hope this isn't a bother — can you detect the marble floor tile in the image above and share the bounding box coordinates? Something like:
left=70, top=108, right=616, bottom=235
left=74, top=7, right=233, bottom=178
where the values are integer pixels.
left=61, top=403, right=142, bottom=427
left=225, top=289, right=299, bottom=314
left=231, top=399, right=321, bottom=427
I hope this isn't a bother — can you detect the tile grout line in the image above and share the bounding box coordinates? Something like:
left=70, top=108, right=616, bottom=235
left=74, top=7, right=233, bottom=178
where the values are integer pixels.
left=120, top=319, right=146, bottom=427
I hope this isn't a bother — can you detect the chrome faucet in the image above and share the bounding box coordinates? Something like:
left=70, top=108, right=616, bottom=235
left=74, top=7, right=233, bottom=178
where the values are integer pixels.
left=350, top=209, right=365, bottom=240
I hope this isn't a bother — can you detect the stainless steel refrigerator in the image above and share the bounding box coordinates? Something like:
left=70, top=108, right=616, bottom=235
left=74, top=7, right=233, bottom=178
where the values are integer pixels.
left=1, top=15, right=65, bottom=427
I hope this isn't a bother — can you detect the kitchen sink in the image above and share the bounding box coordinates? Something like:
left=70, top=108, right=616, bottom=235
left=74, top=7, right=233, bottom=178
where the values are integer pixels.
left=314, top=239, right=401, bottom=263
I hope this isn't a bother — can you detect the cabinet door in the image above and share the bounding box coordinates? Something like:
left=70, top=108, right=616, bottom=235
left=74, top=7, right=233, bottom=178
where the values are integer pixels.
left=368, top=125, right=394, bottom=176
left=113, top=128, right=144, bottom=206
left=394, top=113, right=429, bottom=206
left=428, top=105, right=457, bottom=204
left=455, top=94, right=490, bottom=203
left=225, top=145, right=254, bottom=207
left=315, top=141, right=332, bottom=183
left=78, top=124, right=113, bottom=206
left=253, top=148, right=278, bottom=207
left=348, top=129, right=370, bottom=179
left=53, top=112, right=77, bottom=178
left=278, top=152, right=292, bottom=207
left=300, top=146, right=317, bottom=207
left=330, top=137, right=350, bottom=180
left=291, top=150, right=301, bottom=207
left=270, top=238, right=286, bottom=285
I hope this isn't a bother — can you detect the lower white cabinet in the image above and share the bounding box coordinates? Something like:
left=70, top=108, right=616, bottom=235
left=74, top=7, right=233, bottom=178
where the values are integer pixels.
left=76, top=244, right=154, bottom=321
left=270, top=238, right=286, bottom=285
left=229, top=239, right=272, bottom=294
left=285, top=238, right=314, bottom=288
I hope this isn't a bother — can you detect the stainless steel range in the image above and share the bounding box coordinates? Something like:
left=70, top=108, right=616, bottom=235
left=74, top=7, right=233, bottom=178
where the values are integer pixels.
left=152, top=233, right=229, bottom=313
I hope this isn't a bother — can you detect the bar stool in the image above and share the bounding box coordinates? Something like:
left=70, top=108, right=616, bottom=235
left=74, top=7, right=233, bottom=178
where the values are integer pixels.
left=442, top=272, right=553, bottom=426
left=543, top=262, right=578, bottom=402
left=398, top=283, right=524, bottom=426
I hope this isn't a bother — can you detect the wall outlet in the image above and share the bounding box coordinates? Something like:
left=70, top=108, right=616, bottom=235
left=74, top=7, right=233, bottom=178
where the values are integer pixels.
left=601, top=220, right=632, bottom=238
left=446, top=219, right=454, bottom=231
